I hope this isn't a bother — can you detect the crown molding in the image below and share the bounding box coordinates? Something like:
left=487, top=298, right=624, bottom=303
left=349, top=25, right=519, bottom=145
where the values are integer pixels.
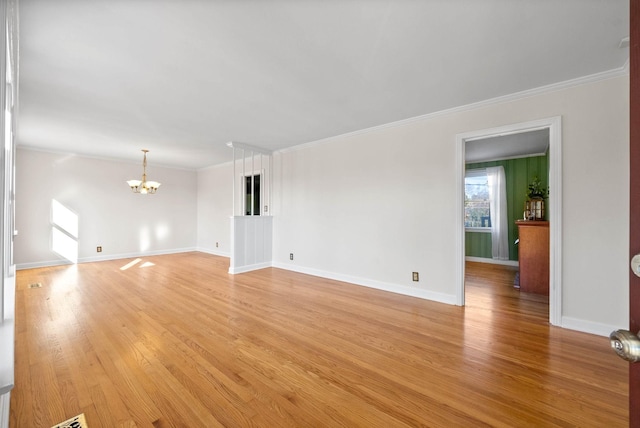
left=16, top=145, right=195, bottom=171
left=276, top=66, right=629, bottom=156
left=226, top=141, right=273, bottom=155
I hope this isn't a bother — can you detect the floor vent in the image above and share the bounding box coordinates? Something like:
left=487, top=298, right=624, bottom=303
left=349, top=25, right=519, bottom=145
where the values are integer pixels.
left=51, top=413, right=88, bottom=428
left=28, top=283, right=42, bottom=289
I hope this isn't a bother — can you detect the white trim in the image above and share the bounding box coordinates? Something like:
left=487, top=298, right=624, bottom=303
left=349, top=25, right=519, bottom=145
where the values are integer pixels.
left=277, top=68, right=625, bottom=157
left=16, top=145, right=196, bottom=171
left=455, top=133, right=466, bottom=306
left=16, top=259, right=70, bottom=270
left=226, top=141, right=273, bottom=156
left=547, top=118, right=563, bottom=326
left=79, top=247, right=197, bottom=263
left=468, top=151, right=548, bottom=164
left=0, top=274, right=14, bottom=401
left=456, top=117, right=562, bottom=326
left=15, top=247, right=198, bottom=270
left=0, top=392, right=9, bottom=428
left=272, top=262, right=457, bottom=305
left=465, top=256, right=519, bottom=267
left=229, top=261, right=272, bottom=274
left=196, top=247, right=230, bottom=258
left=561, top=316, right=624, bottom=338
left=0, top=319, right=13, bottom=395
left=465, top=227, right=491, bottom=233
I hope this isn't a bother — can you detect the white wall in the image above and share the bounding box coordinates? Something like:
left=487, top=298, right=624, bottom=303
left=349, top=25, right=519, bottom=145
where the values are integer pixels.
left=13, top=75, right=630, bottom=336
left=197, top=162, right=232, bottom=256
left=15, top=149, right=198, bottom=267
left=197, top=155, right=273, bottom=260
left=272, top=75, right=630, bottom=334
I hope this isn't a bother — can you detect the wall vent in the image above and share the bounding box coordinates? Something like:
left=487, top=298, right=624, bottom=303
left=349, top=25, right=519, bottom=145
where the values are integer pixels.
left=51, top=413, right=89, bottom=428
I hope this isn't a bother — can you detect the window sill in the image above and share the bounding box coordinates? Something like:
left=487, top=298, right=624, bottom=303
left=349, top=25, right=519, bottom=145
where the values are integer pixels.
left=465, top=227, right=492, bottom=233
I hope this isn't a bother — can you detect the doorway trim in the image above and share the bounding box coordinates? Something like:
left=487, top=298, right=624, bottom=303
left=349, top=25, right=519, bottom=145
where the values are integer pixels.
left=455, top=116, right=562, bottom=326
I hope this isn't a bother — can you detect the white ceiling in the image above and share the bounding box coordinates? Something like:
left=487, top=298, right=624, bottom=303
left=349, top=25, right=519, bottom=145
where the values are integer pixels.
left=465, top=129, right=549, bottom=164
left=16, top=0, right=629, bottom=169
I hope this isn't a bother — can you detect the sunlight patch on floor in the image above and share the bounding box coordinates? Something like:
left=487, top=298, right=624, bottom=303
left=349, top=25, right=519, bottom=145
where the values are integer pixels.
left=120, top=258, right=156, bottom=270
left=120, top=258, right=142, bottom=270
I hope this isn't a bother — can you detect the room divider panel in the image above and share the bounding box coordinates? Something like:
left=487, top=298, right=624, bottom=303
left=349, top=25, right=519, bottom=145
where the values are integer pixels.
left=227, top=142, right=273, bottom=274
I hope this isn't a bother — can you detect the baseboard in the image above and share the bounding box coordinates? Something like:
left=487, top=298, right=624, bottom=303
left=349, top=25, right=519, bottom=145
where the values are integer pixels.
left=229, top=262, right=272, bottom=274
left=272, top=262, right=457, bottom=305
left=16, top=259, right=71, bottom=270
left=0, top=392, right=9, bottom=428
left=0, top=319, right=14, bottom=396
left=196, top=247, right=230, bottom=258
left=79, top=247, right=197, bottom=263
left=465, top=256, right=519, bottom=267
left=16, top=247, right=198, bottom=270
left=561, top=316, right=622, bottom=337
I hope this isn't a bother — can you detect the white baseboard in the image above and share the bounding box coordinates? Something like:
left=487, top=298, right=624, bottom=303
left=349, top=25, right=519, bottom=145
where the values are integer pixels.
left=79, top=247, right=197, bottom=263
left=0, top=391, right=9, bottom=428
left=15, top=259, right=70, bottom=270
left=272, top=262, right=457, bottom=305
left=465, top=256, right=519, bottom=267
left=229, top=262, right=272, bottom=274
left=196, top=247, right=230, bottom=258
left=16, top=247, right=198, bottom=270
left=561, top=316, right=622, bottom=337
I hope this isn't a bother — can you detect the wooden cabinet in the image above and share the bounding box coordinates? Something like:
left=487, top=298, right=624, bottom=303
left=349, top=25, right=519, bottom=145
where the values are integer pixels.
left=516, top=220, right=549, bottom=295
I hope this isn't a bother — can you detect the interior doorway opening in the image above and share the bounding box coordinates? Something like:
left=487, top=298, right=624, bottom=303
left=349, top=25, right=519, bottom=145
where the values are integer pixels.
left=455, top=117, right=562, bottom=326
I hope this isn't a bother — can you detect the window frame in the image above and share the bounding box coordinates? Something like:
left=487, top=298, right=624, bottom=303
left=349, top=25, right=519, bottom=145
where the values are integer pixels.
left=241, top=171, right=264, bottom=216
left=464, top=168, right=492, bottom=233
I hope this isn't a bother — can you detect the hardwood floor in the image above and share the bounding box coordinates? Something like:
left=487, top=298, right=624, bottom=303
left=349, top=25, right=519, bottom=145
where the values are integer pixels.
left=10, top=254, right=627, bottom=427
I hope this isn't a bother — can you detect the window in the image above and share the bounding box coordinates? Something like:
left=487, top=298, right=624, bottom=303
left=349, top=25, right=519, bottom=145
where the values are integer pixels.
left=245, top=174, right=261, bottom=216
left=465, top=169, right=491, bottom=229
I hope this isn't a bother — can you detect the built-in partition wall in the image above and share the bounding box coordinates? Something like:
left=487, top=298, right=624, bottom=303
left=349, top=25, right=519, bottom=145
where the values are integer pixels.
left=228, top=142, right=274, bottom=274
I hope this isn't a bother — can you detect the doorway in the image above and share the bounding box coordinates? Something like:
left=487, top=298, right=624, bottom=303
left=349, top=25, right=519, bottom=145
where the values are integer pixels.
left=455, top=117, right=562, bottom=325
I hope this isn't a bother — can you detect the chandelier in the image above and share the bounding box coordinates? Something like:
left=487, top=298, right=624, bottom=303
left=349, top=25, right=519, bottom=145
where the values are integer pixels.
left=127, top=149, right=161, bottom=194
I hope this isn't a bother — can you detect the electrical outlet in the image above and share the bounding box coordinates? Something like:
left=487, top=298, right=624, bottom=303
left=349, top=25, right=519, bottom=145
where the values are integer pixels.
left=412, top=272, right=419, bottom=282
left=216, top=242, right=219, bottom=248
left=290, top=253, right=294, bottom=260
left=97, top=246, right=102, bottom=253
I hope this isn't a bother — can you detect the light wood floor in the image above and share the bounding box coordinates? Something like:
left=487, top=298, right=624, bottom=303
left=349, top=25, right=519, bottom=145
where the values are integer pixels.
left=10, top=254, right=627, bottom=427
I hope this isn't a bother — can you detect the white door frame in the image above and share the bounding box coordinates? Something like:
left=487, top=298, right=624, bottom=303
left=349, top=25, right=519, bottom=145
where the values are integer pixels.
left=455, top=116, right=562, bottom=326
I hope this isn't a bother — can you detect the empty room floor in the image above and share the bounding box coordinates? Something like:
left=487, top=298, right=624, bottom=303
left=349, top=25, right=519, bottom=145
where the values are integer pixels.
left=9, top=254, right=627, bottom=427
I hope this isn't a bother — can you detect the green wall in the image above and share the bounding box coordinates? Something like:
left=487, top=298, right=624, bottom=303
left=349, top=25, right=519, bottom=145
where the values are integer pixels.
left=465, top=154, right=549, bottom=261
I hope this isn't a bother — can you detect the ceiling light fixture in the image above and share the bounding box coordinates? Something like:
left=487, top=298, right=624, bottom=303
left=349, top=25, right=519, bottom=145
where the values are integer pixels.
left=127, top=149, right=161, bottom=194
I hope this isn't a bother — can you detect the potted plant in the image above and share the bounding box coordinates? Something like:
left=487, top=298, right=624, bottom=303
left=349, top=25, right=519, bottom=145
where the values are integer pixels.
left=527, top=175, right=548, bottom=200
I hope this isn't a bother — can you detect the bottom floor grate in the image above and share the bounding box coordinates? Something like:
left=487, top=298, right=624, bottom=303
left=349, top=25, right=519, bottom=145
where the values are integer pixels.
left=51, top=413, right=88, bottom=428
